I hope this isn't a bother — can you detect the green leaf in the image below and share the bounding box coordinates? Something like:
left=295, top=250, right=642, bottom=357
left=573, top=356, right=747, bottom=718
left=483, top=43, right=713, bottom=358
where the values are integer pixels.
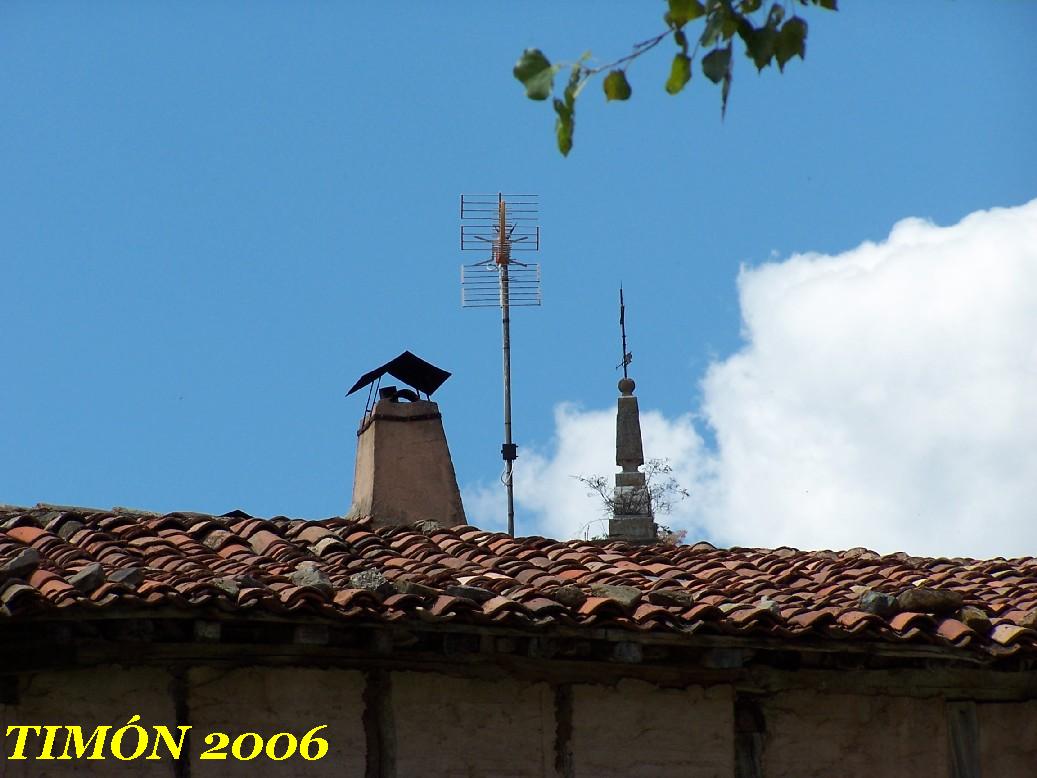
left=674, top=29, right=688, bottom=53
left=720, top=10, right=742, bottom=40
left=702, top=46, right=731, bottom=84
left=816, top=0, right=837, bottom=9
left=551, top=66, right=581, bottom=155
left=553, top=97, right=574, bottom=156
left=564, top=64, right=582, bottom=103
left=665, top=0, right=705, bottom=28
left=736, top=16, right=756, bottom=47
left=700, top=11, right=722, bottom=47
left=721, top=64, right=732, bottom=118
left=603, top=70, right=632, bottom=101
left=513, top=49, right=556, bottom=101
left=775, top=17, right=808, bottom=70
left=740, top=5, right=784, bottom=72
left=665, top=53, right=692, bottom=94
left=745, top=26, right=776, bottom=70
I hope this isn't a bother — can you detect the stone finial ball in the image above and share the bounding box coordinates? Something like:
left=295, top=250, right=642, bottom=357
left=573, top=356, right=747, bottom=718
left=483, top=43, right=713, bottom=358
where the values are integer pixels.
left=618, top=377, right=636, bottom=396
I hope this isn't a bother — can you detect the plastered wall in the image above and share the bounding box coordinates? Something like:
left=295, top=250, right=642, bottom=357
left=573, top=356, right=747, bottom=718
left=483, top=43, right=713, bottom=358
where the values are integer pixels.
left=571, top=679, right=733, bottom=778
left=760, top=691, right=949, bottom=778
left=978, top=701, right=1037, bottom=776
left=2, top=662, right=1036, bottom=777
left=187, top=666, right=366, bottom=778
left=0, top=667, right=175, bottom=778
left=392, top=672, right=555, bottom=778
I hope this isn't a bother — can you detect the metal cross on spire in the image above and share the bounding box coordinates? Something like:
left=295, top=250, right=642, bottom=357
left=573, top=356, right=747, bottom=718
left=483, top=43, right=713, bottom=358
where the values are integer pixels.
left=618, top=286, right=633, bottom=378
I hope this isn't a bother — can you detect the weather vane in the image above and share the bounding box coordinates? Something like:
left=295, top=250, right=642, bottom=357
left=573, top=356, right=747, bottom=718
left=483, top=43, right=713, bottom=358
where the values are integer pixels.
left=459, top=193, right=542, bottom=537
left=618, top=286, right=633, bottom=378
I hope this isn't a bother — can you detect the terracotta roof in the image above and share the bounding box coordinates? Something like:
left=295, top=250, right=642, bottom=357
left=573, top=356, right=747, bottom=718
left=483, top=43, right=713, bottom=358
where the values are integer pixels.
left=1, top=504, right=1036, bottom=658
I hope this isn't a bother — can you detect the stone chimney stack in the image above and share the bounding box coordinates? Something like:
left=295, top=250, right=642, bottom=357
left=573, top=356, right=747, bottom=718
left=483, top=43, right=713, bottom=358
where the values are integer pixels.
left=609, top=377, right=655, bottom=543
left=347, top=386, right=467, bottom=530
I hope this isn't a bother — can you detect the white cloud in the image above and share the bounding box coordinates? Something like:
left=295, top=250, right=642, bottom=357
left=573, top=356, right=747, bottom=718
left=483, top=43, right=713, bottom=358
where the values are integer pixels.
left=463, top=405, right=715, bottom=540
left=468, top=199, right=1037, bottom=558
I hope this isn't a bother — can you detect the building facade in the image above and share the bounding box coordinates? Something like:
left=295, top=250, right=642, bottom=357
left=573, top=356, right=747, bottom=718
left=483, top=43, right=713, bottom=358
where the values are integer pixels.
left=1, top=503, right=1036, bottom=776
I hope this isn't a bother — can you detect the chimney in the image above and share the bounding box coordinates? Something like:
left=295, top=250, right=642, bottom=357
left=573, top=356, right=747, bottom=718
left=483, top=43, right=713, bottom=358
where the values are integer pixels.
left=347, top=386, right=467, bottom=529
left=609, top=376, right=655, bottom=543
left=345, top=351, right=467, bottom=529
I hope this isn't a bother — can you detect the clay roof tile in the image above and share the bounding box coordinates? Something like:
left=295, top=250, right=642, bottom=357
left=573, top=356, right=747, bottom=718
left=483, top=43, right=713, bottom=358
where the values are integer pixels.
left=577, top=596, right=626, bottom=619
left=990, top=623, right=1035, bottom=646
left=2, top=503, right=1036, bottom=657
left=889, top=611, right=935, bottom=633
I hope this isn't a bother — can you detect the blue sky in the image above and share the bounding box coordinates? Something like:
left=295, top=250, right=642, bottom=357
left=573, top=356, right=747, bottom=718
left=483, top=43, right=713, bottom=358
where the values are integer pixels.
left=2, top=3, right=1035, bottom=553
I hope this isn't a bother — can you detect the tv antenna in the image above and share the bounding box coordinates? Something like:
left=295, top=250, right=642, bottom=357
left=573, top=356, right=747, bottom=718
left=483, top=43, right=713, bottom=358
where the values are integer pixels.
left=460, top=193, right=541, bottom=537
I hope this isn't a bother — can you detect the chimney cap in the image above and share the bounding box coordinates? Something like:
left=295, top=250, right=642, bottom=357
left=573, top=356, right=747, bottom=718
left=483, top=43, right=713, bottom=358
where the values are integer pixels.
left=346, top=351, right=452, bottom=398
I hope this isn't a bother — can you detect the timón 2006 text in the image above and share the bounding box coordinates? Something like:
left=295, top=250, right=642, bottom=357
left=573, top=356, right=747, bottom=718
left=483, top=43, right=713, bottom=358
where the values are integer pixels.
left=4, top=718, right=329, bottom=761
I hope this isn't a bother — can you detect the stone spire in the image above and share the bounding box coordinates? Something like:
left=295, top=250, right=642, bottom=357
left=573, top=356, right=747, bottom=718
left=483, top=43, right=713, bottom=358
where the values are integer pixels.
left=609, top=290, right=655, bottom=543
left=609, top=377, right=655, bottom=542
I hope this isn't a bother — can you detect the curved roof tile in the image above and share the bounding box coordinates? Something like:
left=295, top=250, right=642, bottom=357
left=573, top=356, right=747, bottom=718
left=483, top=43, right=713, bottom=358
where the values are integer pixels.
left=0, top=504, right=1035, bottom=657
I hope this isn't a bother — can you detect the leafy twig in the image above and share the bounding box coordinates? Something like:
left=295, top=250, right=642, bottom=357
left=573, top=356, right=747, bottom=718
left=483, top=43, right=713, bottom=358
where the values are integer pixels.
left=572, top=458, right=691, bottom=544
left=513, top=0, right=837, bottom=155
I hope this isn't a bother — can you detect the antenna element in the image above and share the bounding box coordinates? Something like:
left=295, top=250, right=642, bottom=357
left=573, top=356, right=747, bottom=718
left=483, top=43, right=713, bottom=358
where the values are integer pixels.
left=460, top=193, right=542, bottom=537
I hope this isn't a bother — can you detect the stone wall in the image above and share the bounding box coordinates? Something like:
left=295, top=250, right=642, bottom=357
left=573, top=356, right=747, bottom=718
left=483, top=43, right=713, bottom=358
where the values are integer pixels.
left=2, top=663, right=1036, bottom=776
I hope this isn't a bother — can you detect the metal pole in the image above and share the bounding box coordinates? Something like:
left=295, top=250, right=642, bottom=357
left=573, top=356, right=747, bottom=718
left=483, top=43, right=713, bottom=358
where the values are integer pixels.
left=498, top=195, right=517, bottom=537
left=460, top=192, right=536, bottom=538
left=620, top=286, right=629, bottom=379
left=501, top=262, right=515, bottom=537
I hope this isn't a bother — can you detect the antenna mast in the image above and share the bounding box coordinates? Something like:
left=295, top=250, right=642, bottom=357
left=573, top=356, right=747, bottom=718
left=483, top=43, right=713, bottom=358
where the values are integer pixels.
left=460, top=193, right=541, bottom=537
